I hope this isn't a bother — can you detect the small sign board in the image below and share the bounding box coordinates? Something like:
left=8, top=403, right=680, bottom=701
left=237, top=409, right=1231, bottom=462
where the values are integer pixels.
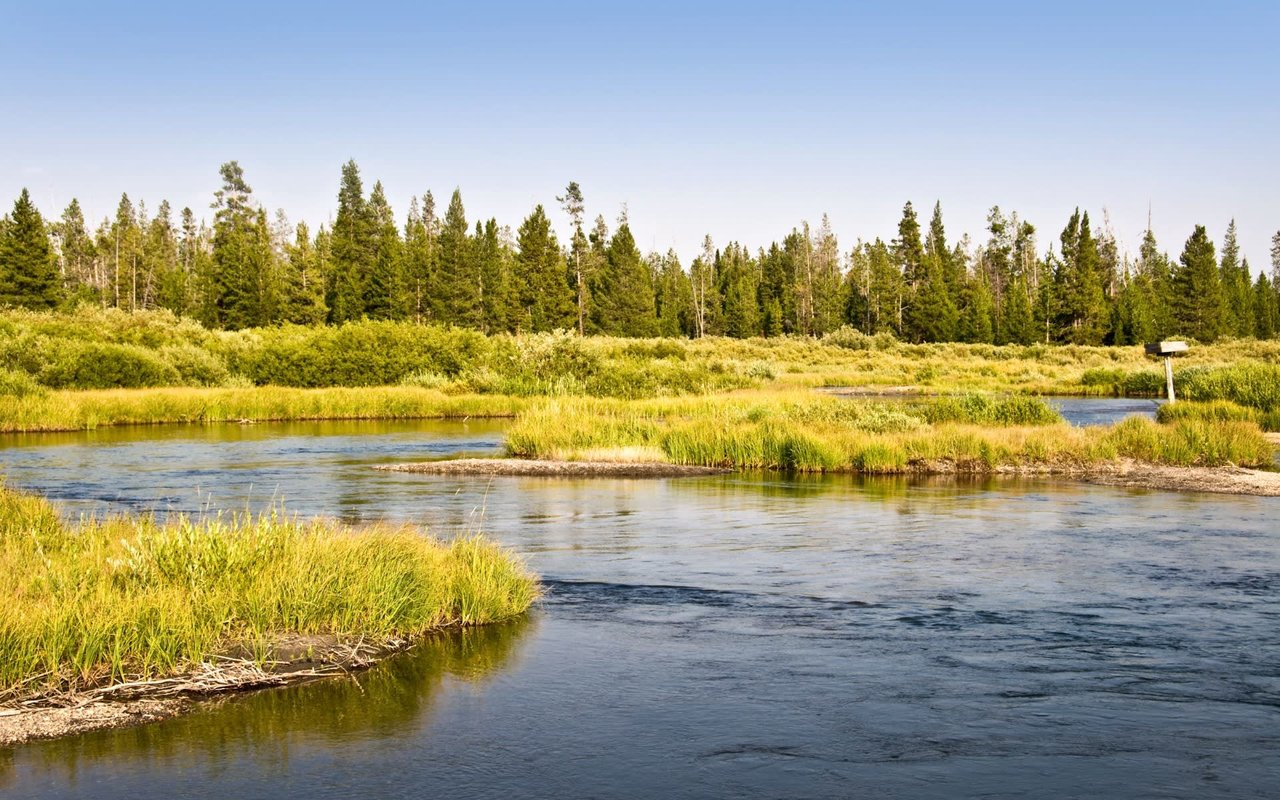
left=1144, top=340, right=1189, bottom=357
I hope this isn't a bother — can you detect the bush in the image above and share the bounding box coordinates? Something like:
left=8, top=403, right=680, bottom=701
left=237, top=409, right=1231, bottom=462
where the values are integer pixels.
left=0, top=369, right=46, bottom=397
left=824, top=326, right=898, bottom=352
left=38, top=341, right=182, bottom=389
left=161, top=344, right=230, bottom=386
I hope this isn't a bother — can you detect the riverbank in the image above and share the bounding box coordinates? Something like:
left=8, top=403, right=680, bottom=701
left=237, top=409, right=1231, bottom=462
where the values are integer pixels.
left=0, top=486, right=539, bottom=745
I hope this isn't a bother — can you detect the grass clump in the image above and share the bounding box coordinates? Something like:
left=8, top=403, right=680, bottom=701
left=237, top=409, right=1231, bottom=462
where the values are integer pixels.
left=0, top=485, right=538, bottom=700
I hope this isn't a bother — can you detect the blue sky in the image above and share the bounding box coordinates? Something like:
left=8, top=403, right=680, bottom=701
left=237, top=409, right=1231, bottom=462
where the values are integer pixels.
left=3, top=1, right=1277, bottom=269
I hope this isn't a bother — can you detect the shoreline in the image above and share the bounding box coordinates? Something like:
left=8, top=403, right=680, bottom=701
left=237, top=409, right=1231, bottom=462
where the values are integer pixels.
left=385, top=456, right=1280, bottom=496
left=0, top=634, right=427, bottom=747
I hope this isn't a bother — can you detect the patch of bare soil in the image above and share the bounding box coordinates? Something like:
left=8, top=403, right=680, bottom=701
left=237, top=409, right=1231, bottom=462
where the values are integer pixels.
left=376, top=458, right=729, bottom=477
left=0, top=635, right=408, bottom=747
left=1080, top=459, right=1280, bottom=496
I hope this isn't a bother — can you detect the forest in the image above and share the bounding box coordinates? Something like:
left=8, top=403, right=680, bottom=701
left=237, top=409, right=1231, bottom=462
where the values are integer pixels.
left=1, top=160, right=1278, bottom=346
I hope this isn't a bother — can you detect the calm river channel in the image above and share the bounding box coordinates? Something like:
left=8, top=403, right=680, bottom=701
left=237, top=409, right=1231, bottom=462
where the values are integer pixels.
left=1, top=419, right=1276, bottom=799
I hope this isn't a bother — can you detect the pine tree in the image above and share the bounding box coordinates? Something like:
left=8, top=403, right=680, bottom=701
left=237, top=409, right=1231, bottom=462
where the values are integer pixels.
left=403, top=193, right=438, bottom=322
left=474, top=218, right=514, bottom=333
left=514, top=204, right=573, bottom=332
left=592, top=220, right=656, bottom=337
left=145, top=200, right=184, bottom=313
left=1171, top=224, right=1223, bottom=342
left=717, top=243, right=759, bottom=338
left=1253, top=272, right=1278, bottom=340
left=209, top=162, right=268, bottom=329
left=690, top=235, right=721, bottom=337
left=1055, top=209, right=1107, bottom=344
left=959, top=271, right=995, bottom=343
left=55, top=198, right=95, bottom=300
left=1219, top=221, right=1253, bottom=337
left=654, top=249, right=693, bottom=337
left=0, top=188, right=61, bottom=308
left=557, top=182, right=589, bottom=335
left=363, top=181, right=405, bottom=320
left=327, top=160, right=371, bottom=324
left=436, top=189, right=480, bottom=327
left=1000, top=274, right=1036, bottom=344
left=281, top=221, right=327, bottom=325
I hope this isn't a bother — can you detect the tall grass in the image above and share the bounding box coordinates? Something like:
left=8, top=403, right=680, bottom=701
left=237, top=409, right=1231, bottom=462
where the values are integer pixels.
left=504, top=394, right=1274, bottom=473
left=0, top=486, right=538, bottom=699
left=0, top=386, right=529, bottom=432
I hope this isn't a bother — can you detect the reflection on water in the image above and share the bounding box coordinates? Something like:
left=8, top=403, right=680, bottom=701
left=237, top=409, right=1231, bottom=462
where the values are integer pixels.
left=1, top=621, right=534, bottom=797
left=1, top=420, right=1277, bottom=799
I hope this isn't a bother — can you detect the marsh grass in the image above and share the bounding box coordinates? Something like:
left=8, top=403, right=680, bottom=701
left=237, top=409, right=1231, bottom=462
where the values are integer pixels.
left=0, top=487, right=538, bottom=700
left=504, top=394, right=1274, bottom=473
left=0, top=386, right=529, bottom=432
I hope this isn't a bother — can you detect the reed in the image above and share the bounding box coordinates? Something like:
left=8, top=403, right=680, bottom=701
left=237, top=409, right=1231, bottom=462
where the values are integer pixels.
left=0, top=486, right=538, bottom=700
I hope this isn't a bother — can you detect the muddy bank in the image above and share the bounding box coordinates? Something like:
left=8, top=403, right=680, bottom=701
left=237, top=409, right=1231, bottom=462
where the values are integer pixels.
left=1078, top=459, right=1280, bottom=496
left=0, top=635, right=409, bottom=747
left=376, top=458, right=730, bottom=477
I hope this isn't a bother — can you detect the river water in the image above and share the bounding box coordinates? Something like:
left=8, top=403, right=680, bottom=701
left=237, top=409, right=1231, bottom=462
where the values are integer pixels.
left=1, top=420, right=1277, bottom=799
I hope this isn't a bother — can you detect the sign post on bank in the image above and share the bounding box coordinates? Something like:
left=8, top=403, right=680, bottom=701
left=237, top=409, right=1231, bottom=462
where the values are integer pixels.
left=1144, top=340, right=1189, bottom=403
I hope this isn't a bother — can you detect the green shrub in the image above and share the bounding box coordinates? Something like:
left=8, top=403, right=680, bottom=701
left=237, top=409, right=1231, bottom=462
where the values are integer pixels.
left=0, top=369, right=45, bottom=398
left=38, top=341, right=182, bottom=389
left=161, top=344, right=230, bottom=386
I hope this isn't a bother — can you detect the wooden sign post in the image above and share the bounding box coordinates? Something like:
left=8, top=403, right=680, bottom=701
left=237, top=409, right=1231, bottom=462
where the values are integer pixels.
left=1144, top=340, right=1189, bottom=402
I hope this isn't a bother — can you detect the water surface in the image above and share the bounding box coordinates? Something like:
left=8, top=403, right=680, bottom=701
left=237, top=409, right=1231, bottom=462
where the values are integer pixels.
left=1, top=421, right=1276, bottom=799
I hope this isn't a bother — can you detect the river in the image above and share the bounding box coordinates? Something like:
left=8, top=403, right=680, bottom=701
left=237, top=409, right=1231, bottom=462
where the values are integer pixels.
left=1, top=419, right=1276, bottom=799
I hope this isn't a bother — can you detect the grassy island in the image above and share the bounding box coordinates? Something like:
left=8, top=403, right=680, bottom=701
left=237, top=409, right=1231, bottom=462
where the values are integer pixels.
left=0, top=486, right=538, bottom=707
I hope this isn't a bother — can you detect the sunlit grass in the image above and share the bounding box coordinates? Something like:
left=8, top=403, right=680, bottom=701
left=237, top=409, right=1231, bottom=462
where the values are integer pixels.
left=0, top=486, right=538, bottom=699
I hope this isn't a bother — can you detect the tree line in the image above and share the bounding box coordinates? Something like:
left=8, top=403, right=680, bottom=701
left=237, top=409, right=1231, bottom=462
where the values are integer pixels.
left=2, top=160, right=1278, bottom=344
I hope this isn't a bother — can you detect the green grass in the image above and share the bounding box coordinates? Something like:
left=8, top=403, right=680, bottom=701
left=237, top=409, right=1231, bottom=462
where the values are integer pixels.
left=0, top=486, right=538, bottom=700
left=504, top=394, right=1275, bottom=473
left=0, top=386, right=530, bottom=432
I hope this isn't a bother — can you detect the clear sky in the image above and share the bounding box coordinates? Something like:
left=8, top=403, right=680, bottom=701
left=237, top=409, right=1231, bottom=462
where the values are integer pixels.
left=3, top=1, right=1277, bottom=270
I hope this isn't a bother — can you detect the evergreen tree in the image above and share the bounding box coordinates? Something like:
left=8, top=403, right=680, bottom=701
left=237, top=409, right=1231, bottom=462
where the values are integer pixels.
left=282, top=221, right=328, bottom=325
left=364, top=181, right=405, bottom=320
left=0, top=188, right=61, bottom=308
left=474, top=218, right=515, bottom=333
left=1171, top=224, right=1223, bottom=342
left=1055, top=209, right=1107, bottom=344
left=959, top=272, right=995, bottom=343
left=1253, top=272, right=1278, bottom=340
left=436, top=189, right=481, bottom=327
left=654, top=249, right=693, bottom=337
left=1219, top=221, right=1253, bottom=337
left=557, top=182, right=589, bottom=335
left=690, top=235, right=722, bottom=337
left=1000, top=274, right=1036, bottom=344
left=514, top=204, right=573, bottom=332
left=592, top=220, right=656, bottom=337
left=906, top=247, right=958, bottom=342
left=145, top=200, right=184, bottom=312
left=55, top=198, right=95, bottom=299
left=327, top=160, right=371, bottom=324
left=209, top=162, right=269, bottom=329
left=717, top=243, right=759, bottom=338
left=403, top=193, right=438, bottom=322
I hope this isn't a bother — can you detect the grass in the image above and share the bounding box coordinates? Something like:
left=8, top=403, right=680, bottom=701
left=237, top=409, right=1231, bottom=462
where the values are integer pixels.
left=504, top=394, right=1276, bottom=472
left=0, top=485, right=539, bottom=701
left=0, top=386, right=529, bottom=432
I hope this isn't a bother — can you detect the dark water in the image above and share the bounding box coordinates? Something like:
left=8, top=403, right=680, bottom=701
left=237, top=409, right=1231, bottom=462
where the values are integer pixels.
left=2, top=421, right=1277, bottom=799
